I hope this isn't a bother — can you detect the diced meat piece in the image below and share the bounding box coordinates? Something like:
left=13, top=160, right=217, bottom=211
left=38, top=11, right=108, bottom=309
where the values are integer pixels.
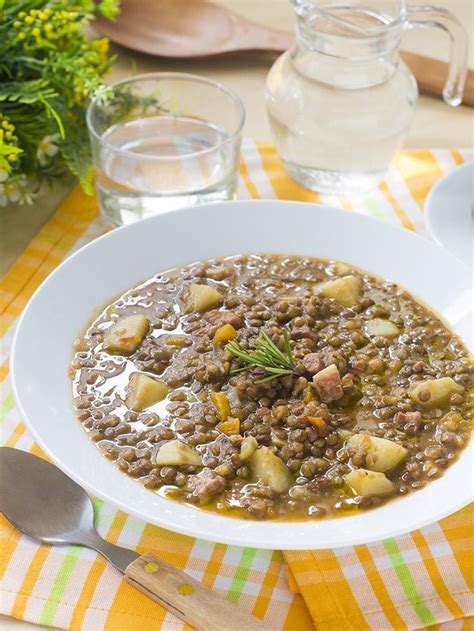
left=412, top=361, right=426, bottom=373
left=134, top=337, right=174, bottom=375
left=164, top=368, right=195, bottom=387
left=162, top=351, right=196, bottom=386
left=188, top=469, right=226, bottom=503
left=312, top=364, right=344, bottom=403
left=302, top=353, right=324, bottom=375
left=206, top=265, right=233, bottom=281
left=394, top=410, right=422, bottom=435
left=204, top=309, right=243, bottom=329
left=394, top=410, right=422, bottom=424
left=291, top=325, right=316, bottom=340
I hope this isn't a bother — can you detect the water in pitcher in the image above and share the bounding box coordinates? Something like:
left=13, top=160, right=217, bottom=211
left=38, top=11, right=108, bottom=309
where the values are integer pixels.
left=265, top=4, right=419, bottom=193
left=96, top=115, right=236, bottom=226
left=266, top=51, right=417, bottom=192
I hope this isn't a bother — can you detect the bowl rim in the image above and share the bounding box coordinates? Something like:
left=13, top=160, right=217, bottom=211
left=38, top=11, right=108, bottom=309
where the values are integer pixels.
left=10, top=199, right=473, bottom=549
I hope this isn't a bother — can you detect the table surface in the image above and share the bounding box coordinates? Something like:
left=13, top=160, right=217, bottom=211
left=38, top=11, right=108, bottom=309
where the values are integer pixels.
left=1, top=1, right=473, bottom=629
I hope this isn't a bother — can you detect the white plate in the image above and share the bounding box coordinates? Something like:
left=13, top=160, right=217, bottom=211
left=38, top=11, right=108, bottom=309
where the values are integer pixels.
left=11, top=200, right=473, bottom=550
left=425, top=162, right=474, bottom=267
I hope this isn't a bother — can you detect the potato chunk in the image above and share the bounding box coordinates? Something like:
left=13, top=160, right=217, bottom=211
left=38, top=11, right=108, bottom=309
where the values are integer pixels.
left=408, top=378, right=464, bottom=408
left=126, top=373, right=169, bottom=412
left=320, top=275, right=361, bottom=307
left=346, top=434, right=407, bottom=473
left=364, top=318, right=400, bottom=338
left=240, top=435, right=258, bottom=461
left=103, top=315, right=150, bottom=354
left=332, top=262, right=352, bottom=275
left=155, top=440, right=202, bottom=466
left=188, top=284, right=223, bottom=312
left=345, top=469, right=394, bottom=497
left=250, top=447, right=293, bottom=493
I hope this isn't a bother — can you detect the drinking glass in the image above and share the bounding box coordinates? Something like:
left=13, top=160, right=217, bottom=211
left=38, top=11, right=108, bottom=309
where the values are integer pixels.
left=87, top=73, right=245, bottom=226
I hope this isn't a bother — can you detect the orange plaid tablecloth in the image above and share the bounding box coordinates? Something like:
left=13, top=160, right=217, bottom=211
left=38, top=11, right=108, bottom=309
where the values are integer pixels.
left=1, top=141, right=473, bottom=630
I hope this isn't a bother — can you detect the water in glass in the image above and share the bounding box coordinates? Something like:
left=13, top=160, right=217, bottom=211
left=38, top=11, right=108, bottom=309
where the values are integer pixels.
left=97, top=115, right=234, bottom=226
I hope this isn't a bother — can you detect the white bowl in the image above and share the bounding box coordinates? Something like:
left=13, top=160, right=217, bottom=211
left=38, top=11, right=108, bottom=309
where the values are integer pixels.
left=11, top=200, right=473, bottom=550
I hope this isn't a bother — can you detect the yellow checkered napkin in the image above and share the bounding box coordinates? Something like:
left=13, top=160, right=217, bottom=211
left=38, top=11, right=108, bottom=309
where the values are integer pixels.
left=1, top=142, right=473, bottom=630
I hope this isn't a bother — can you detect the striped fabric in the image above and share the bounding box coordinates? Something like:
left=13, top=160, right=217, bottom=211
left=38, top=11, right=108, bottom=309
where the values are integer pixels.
left=0, top=141, right=472, bottom=631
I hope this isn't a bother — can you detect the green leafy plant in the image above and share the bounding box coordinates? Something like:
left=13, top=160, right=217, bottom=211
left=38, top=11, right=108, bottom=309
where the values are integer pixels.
left=0, top=0, right=119, bottom=207
left=226, top=328, right=296, bottom=383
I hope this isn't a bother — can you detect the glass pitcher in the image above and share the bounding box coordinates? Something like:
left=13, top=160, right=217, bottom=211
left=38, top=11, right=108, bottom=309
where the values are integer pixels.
left=265, top=0, right=468, bottom=193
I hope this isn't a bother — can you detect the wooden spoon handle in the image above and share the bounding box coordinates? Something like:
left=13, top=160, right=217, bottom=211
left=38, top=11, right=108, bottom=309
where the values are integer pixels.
left=125, top=553, right=270, bottom=631
left=400, top=51, right=474, bottom=106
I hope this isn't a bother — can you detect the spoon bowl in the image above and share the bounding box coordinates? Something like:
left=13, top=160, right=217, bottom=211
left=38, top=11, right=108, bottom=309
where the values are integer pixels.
left=0, top=446, right=138, bottom=569
left=0, top=446, right=94, bottom=544
left=0, top=447, right=269, bottom=630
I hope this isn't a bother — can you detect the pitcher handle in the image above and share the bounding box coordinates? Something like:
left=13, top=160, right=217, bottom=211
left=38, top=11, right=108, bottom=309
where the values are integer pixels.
left=406, top=5, right=468, bottom=106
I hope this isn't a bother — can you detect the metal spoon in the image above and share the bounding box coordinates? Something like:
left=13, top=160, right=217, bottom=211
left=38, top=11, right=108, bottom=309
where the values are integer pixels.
left=0, top=447, right=268, bottom=631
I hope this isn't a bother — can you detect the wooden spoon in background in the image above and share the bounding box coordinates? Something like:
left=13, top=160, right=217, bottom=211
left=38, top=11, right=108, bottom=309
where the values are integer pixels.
left=94, top=0, right=474, bottom=107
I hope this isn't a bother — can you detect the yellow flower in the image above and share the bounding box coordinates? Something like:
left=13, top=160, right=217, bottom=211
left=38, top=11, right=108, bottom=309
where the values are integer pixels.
left=91, top=38, right=109, bottom=62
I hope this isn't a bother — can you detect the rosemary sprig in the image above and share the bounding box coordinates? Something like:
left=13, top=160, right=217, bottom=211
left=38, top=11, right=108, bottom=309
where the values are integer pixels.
left=226, top=328, right=296, bottom=383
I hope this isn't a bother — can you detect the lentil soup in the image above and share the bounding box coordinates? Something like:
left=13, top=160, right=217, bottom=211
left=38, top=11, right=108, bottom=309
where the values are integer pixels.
left=70, top=254, right=472, bottom=520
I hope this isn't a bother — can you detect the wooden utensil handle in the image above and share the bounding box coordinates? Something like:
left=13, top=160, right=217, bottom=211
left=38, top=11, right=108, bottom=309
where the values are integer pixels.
left=400, top=51, right=474, bottom=107
left=125, top=553, right=269, bottom=630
